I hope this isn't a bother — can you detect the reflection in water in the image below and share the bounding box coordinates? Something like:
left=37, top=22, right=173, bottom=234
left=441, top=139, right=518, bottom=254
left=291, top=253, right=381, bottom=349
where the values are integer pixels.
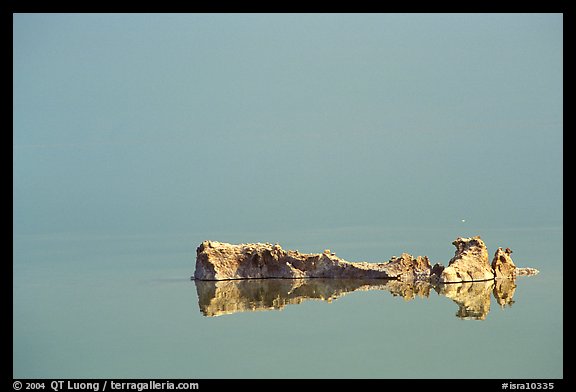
left=195, top=279, right=388, bottom=317
left=434, top=281, right=493, bottom=320
left=194, top=277, right=520, bottom=320
left=493, top=278, right=517, bottom=308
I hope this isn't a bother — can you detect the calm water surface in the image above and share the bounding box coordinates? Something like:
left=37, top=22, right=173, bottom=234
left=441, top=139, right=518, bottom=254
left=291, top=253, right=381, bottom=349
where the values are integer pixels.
left=13, top=226, right=562, bottom=378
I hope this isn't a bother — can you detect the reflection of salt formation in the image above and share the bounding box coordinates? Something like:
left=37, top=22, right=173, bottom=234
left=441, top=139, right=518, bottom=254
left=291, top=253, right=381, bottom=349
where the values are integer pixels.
left=435, top=281, right=494, bottom=320
left=194, top=279, right=299, bottom=316
left=194, top=276, right=521, bottom=319
left=384, top=280, right=431, bottom=301
left=195, top=279, right=421, bottom=317
left=493, top=278, right=517, bottom=308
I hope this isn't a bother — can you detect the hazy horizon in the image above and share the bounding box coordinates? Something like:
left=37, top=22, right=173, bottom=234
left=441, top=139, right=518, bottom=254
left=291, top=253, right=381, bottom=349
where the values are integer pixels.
left=13, top=13, right=562, bottom=238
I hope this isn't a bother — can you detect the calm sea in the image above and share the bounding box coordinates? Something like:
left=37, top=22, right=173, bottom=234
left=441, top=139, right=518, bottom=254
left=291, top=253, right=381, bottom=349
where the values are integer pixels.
left=13, top=226, right=562, bottom=378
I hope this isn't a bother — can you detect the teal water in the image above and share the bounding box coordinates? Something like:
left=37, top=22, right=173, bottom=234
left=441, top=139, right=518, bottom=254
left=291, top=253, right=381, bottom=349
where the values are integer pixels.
left=13, top=226, right=562, bottom=378
left=13, top=13, right=562, bottom=379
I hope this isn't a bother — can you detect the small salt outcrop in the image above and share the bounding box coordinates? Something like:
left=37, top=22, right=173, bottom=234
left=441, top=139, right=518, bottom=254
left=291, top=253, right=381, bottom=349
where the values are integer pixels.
left=438, top=236, right=495, bottom=283
left=385, top=253, right=431, bottom=282
left=492, top=247, right=517, bottom=279
left=516, top=267, right=540, bottom=276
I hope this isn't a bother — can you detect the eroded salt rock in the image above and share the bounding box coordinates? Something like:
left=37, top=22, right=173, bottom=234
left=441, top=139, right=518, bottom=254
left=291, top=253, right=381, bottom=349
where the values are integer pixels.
left=194, top=241, right=430, bottom=281
left=194, top=237, right=539, bottom=283
left=438, top=236, right=495, bottom=283
left=492, top=247, right=517, bottom=279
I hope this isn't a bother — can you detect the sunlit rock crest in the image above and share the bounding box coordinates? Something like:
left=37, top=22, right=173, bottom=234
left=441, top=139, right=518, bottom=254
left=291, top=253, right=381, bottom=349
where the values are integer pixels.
left=194, top=237, right=538, bottom=283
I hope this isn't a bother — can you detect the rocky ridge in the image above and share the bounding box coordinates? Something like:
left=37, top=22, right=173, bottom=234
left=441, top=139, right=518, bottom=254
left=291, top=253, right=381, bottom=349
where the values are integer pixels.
left=193, top=236, right=539, bottom=283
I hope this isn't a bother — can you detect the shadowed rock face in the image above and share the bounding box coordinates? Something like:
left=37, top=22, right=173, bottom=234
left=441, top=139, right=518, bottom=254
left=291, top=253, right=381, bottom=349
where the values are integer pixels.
left=193, top=278, right=518, bottom=320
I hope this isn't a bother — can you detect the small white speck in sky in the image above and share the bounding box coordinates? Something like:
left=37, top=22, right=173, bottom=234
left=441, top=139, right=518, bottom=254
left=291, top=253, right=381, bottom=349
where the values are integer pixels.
left=461, top=219, right=466, bottom=223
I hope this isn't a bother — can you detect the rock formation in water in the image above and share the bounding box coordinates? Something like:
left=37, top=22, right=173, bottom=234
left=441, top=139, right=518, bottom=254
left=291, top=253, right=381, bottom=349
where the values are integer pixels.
left=194, top=236, right=538, bottom=283
left=194, top=240, right=431, bottom=281
left=192, top=236, right=540, bottom=320
left=492, top=247, right=517, bottom=279
left=437, top=236, right=495, bottom=283
left=516, top=267, right=540, bottom=276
